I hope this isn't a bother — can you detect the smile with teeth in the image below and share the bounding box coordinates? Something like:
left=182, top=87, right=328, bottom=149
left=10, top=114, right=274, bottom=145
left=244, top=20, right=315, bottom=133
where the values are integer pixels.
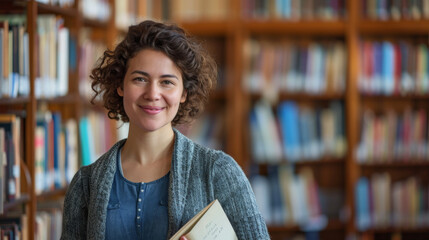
left=140, top=105, right=164, bottom=115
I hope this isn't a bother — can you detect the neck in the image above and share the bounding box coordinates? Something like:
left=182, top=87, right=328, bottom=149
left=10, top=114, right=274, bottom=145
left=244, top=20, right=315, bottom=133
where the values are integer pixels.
left=122, top=124, right=175, bottom=166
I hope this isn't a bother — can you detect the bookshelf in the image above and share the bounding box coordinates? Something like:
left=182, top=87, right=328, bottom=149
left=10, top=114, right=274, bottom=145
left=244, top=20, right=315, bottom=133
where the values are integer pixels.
left=1, top=0, right=429, bottom=239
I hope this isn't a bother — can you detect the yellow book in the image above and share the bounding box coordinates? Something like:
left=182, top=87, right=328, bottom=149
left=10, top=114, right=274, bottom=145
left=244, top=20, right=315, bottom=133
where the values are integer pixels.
left=170, top=199, right=237, bottom=240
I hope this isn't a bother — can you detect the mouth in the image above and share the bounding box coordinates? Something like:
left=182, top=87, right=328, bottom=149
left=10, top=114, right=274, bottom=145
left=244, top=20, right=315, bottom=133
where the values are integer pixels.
left=140, top=105, right=164, bottom=115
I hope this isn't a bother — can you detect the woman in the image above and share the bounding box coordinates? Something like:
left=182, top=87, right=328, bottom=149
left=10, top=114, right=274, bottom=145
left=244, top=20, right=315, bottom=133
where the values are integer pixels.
left=61, top=20, right=269, bottom=240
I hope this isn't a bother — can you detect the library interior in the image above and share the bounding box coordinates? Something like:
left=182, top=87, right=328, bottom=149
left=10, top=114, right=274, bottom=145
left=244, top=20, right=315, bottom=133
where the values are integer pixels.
left=1, top=0, right=429, bottom=239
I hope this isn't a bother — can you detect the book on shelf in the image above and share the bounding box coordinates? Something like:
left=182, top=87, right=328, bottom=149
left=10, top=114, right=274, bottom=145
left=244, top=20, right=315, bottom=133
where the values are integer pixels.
left=35, top=15, right=69, bottom=98
left=35, top=111, right=78, bottom=194
left=359, top=39, right=429, bottom=95
left=251, top=166, right=329, bottom=229
left=169, top=199, right=237, bottom=240
left=0, top=114, right=22, bottom=202
left=355, top=174, right=429, bottom=229
left=356, top=108, right=429, bottom=163
left=363, top=0, right=429, bottom=20
left=249, top=100, right=346, bottom=163
left=243, top=39, right=346, bottom=95
left=242, top=0, right=345, bottom=20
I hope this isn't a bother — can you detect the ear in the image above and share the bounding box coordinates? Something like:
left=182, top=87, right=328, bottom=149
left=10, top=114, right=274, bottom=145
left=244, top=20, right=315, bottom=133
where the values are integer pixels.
left=180, top=90, right=187, bottom=103
left=117, top=86, right=124, bottom=97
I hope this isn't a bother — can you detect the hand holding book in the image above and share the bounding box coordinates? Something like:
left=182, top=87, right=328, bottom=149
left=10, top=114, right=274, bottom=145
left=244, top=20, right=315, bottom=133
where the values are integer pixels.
left=170, top=199, right=238, bottom=240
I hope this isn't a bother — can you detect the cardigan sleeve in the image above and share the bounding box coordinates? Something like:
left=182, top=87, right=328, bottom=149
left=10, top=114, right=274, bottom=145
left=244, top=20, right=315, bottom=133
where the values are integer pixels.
left=211, top=153, right=270, bottom=240
left=61, top=168, right=89, bottom=240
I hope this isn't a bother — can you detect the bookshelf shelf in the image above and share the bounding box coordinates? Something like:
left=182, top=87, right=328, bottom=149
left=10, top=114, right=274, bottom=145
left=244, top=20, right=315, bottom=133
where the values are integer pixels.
left=179, top=20, right=231, bottom=36
left=361, top=226, right=429, bottom=233
left=359, top=20, right=429, bottom=35
left=361, top=94, right=429, bottom=101
left=243, top=20, right=346, bottom=36
left=3, top=194, right=30, bottom=213
left=36, top=94, right=80, bottom=104
left=82, top=17, right=109, bottom=29
left=249, top=92, right=345, bottom=102
left=268, top=220, right=345, bottom=232
left=0, top=97, right=30, bottom=105
left=36, top=3, right=77, bottom=17
left=360, top=161, right=429, bottom=168
left=36, top=187, right=68, bottom=201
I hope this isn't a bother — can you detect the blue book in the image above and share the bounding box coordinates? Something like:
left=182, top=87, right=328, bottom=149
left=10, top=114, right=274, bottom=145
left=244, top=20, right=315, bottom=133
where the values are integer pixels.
left=79, top=117, right=91, bottom=166
left=51, top=112, right=62, bottom=188
left=355, top=177, right=371, bottom=230
left=382, top=41, right=394, bottom=95
left=278, top=101, right=300, bottom=161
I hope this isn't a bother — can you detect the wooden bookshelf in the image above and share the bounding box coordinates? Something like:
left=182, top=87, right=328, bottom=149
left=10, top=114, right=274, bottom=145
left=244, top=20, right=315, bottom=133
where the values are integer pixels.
left=1, top=0, right=429, bottom=239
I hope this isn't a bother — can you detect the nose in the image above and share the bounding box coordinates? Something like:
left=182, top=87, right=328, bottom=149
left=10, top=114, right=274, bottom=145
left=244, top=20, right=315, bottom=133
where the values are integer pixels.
left=144, top=82, right=160, bottom=101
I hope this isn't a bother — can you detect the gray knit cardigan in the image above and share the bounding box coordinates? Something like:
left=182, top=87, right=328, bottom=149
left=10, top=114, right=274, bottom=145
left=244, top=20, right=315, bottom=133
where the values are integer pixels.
left=61, top=128, right=270, bottom=239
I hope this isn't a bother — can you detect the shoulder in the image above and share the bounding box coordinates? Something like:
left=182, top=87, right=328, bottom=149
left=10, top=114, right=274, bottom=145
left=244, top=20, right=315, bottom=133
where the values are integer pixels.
left=173, top=128, right=237, bottom=168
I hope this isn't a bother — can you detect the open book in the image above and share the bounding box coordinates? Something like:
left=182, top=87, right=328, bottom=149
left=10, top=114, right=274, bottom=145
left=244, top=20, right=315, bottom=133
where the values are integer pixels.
left=169, top=199, right=238, bottom=240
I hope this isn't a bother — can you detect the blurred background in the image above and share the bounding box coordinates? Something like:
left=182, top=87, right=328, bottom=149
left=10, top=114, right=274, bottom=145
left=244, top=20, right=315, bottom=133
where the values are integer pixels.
left=1, top=0, right=429, bottom=239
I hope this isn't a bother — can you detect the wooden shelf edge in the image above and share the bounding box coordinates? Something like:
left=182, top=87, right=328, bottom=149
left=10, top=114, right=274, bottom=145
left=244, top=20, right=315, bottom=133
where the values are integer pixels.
left=249, top=92, right=345, bottom=101
left=178, top=20, right=230, bottom=36
left=36, top=2, right=77, bottom=17
left=243, top=20, right=346, bottom=36
left=0, top=97, right=30, bottom=105
left=255, top=157, right=345, bottom=166
left=359, top=19, right=429, bottom=35
left=360, top=225, right=429, bottom=233
left=3, top=194, right=31, bottom=213
left=359, top=161, right=429, bottom=168
left=361, top=94, right=429, bottom=101
left=268, top=219, right=345, bottom=232
left=36, top=187, right=68, bottom=201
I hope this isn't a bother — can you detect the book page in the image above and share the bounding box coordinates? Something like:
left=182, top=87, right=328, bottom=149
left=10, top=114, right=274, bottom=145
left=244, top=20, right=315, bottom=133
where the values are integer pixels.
left=185, top=200, right=237, bottom=240
left=170, top=199, right=237, bottom=240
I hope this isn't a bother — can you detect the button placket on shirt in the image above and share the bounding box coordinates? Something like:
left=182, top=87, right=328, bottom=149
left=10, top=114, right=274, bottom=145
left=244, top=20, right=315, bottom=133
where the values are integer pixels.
left=137, top=183, right=145, bottom=229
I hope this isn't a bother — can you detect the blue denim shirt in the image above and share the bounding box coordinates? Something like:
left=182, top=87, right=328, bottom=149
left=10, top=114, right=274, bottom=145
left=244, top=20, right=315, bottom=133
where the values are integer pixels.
left=105, top=147, right=169, bottom=239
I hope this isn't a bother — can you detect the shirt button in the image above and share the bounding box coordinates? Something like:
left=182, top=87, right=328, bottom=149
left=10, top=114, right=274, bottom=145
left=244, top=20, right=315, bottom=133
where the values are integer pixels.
left=138, top=198, right=141, bottom=202
left=138, top=208, right=141, bottom=211
left=137, top=216, right=140, bottom=219
left=137, top=225, right=140, bottom=228
left=141, top=189, right=144, bottom=192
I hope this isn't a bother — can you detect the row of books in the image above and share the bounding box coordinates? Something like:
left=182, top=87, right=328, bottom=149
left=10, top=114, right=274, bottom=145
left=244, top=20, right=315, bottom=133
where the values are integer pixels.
left=116, top=0, right=171, bottom=29
left=242, top=0, right=345, bottom=20
left=78, top=29, right=106, bottom=100
left=169, top=0, right=229, bottom=21
left=356, top=108, right=429, bottom=163
left=0, top=17, right=30, bottom=98
left=355, top=174, right=429, bottom=230
left=36, top=208, right=62, bottom=240
left=79, top=0, right=111, bottom=22
left=359, top=40, right=429, bottom=95
left=0, top=114, right=22, bottom=213
left=36, top=15, right=70, bottom=99
left=243, top=40, right=346, bottom=95
left=79, top=111, right=120, bottom=166
left=0, top=215, right=27, bottom=240
left=177, top=111, right=225, bottom=151
left=251, top=165, right=343, bottom=228
left=35, top=111, right=78, bottom=194
left=250, top=100, right=346, bottom=163
left=363, top=0, right=429, bottom=20
left=36, top=0, right=75, bottom=8
left=35, top=110, right=120, bottom=194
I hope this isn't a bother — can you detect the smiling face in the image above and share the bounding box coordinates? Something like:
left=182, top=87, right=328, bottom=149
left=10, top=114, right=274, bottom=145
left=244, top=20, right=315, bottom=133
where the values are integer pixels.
left=117, top=49, right=186, bottom=134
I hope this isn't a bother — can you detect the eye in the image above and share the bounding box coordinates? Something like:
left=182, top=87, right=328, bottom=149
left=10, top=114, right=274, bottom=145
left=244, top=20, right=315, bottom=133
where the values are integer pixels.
left=161, top=79, right=175, bottom=85
left=133, top=77, right=148, bottom=83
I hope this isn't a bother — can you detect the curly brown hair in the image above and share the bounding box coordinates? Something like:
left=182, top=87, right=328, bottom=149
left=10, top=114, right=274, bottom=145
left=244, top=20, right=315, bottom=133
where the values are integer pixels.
left=90, top=20, right=217, bottom=125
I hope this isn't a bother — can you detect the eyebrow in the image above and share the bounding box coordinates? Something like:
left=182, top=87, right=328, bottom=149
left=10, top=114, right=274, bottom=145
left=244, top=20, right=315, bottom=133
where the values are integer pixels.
left=131, top=70, right=179, bottom=80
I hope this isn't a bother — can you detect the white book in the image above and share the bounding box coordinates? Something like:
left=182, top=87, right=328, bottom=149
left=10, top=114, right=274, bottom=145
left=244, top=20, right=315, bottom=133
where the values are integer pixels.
left=170, top=199, right=237, bottom=240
